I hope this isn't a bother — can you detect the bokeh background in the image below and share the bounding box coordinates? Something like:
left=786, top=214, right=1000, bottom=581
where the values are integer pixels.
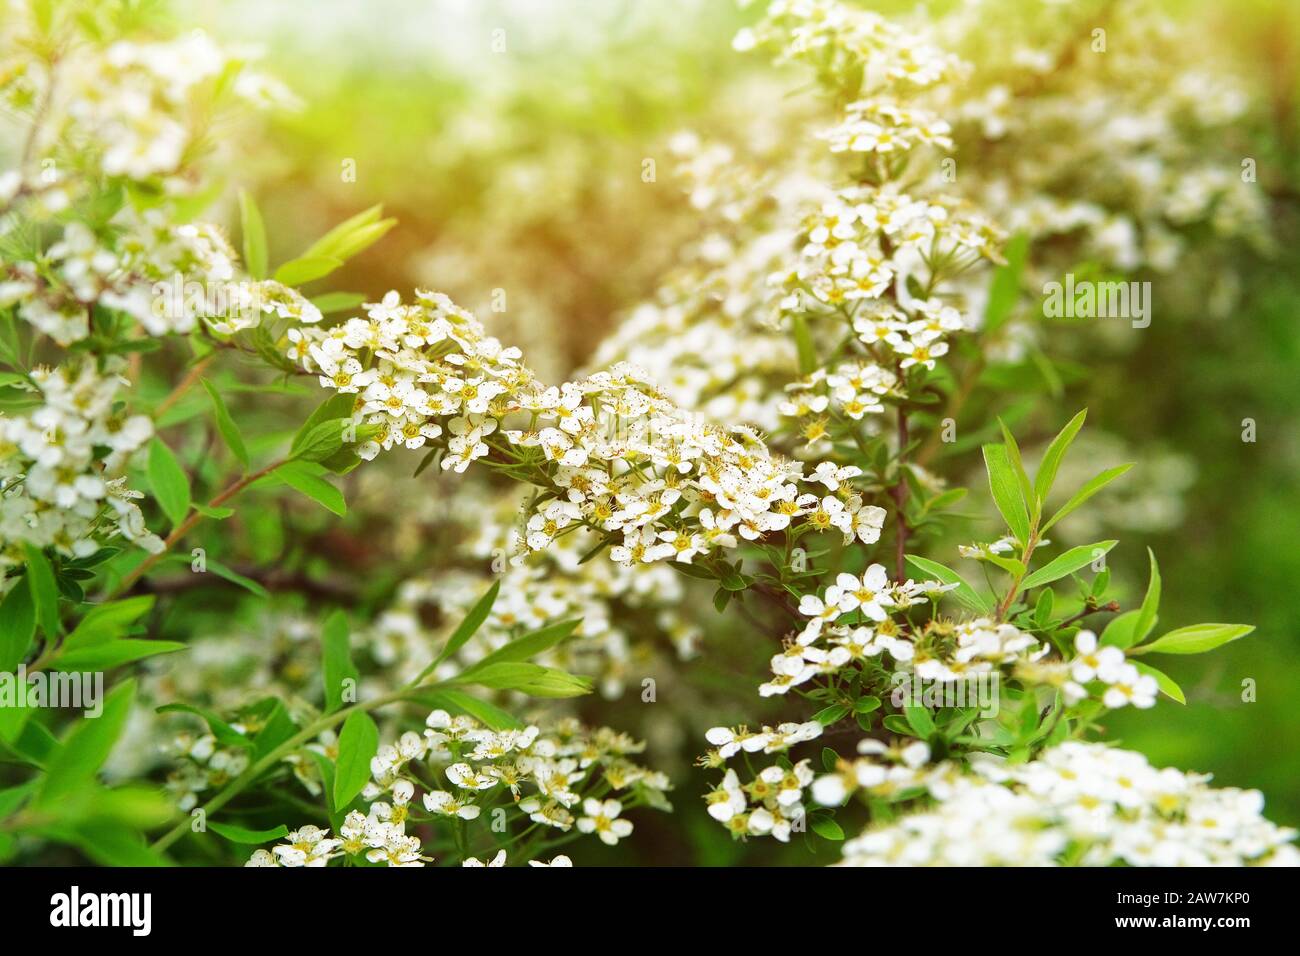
left=157, top=0, right=1300, bottom=860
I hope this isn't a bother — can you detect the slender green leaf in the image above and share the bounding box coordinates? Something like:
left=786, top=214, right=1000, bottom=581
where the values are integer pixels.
left=1100, top=610, right=1148, bottom=650
left=321, top=610, right=358, bottom=714
left=208, top=821, right=289, bottom=844
left=417, top=689, right=523, bottom=731
left=274, top=255, right=342, bottom=286
left=1131, top=623, right=1255, bottom=656
left=22, top=544, right=60, bottom=639
left=1133, top=548, right=1161, bottom=645
left=1132, top=661, right=1185, bottom=704
left=1041, top=463, right=1133, bottom=532
left=302, top=204, right=383, bottom=259
left=982, top=443, right=1031, bottom=543
left=53, top=640, right=186, bottom=671
left=275, top=460, right=346, bottom=516
left=459, top=618, right=581, bottom=679
left=0, top=578, right=36, bottom=671
left=147, top=438, right=191, bottom=528
left=1033, top=409, right=1087, bottom=501
left=37, top=679, right=135, bottom=805
left=333, top=711, right=379, bottom=808
left=810, top=816, right=845, bottom=841
left=904, top=555, right=992, bottom=613
left=311, top=292, right=367, bottom=314
left=417, top=580, right=499, bottom=682
left=205, top=558, right=270, bottom=599
left=63, top=595, right=154, bottom=651
left=1020, top=540, right=1117, bottom=590
left=998, top=419, right=1036, bottom=517
left=202, top=379, right=249, bottom=470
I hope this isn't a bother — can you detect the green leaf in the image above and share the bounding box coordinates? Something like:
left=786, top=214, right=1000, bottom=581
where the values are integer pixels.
left=251, top=700, right=299, bottom=759
left=333, top=711, right=379, bottom=809
left=194, top=503, right=235, bottom=519
left=275, top=460, right=346, bottom=516
left=1132, top=661, right=1185, bottom=704
left=274, top=255, right=343, bottom=286
left=292, top=393, right=357, bottom=453
left=1033, top=409, right=1087, bottom=502
left=1100, top=610, right=1146, bottom=650
left=1034, top=589, right=1054, bottom=628
left=238, top=189, right=268, bottom=280
left=454, top=661, right=592, bottom=698
left=998, top=419, right=1036, bottom=518
left=311, top=291, right=367, bottom=314
left=302, top=204, right=385, bottom=260
left=904, top=704, right=935, bottom=738
left=1132, top=548, right=1161, bottom=645
left=809, top=816, right=845, bottom=841
left=983, top=232, right=1028, bottom=332
left=982, top=443, right=1031, bottom=543
left=36, top=679, right=135, bottom=805
left=905, top=554, right=992, bottom=613
left=417, top=580, right=499, bottom=682
left=291, top=417, right=355, bottom=463
left=321, top=609, right=358, bottom=714
left=457, top=618, right=581, bottom=679
left=417, top=689, right=523, bottom=731
left=205, top=558, right=270, bottom=599
left=66, top=823, right=171, bottom=867
left=318, top=219, right=396, bottom=262
left=1130, top=623, right=1255, bottom=656
left=0, top=579, right=37, bottom=671
left=813, top=703, right=850, bottom=725
left=208, top=820, right=289, bottom=845
left=201, top=379, right=249, bottom=470
left=1020, top=540, right=1117, bottom=590
left=22, top=544, right=61, bottom=639
left=1041, top=463, right=1133, bottom=532
left=63, top=595, right=154, bottom=651
left=53, top=639, right=186, bottom=671
left=147, top=438, right=191, bottom=528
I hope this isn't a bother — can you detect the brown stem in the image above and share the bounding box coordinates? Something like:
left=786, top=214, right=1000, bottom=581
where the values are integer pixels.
left=110, top=457, right=288, bottom=598
left=154, top=355, right=214, bottom=418
left=1057, top=600, right=1120, bottom=630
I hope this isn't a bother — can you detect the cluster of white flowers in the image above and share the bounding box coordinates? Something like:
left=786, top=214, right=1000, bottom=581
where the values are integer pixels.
left=776, top=188, right=1002, bottom=322
left=699, top=720, right=823, bottom=840
left=935, top=0, right=1271, bottom=290
left=760, top=563, right=953, bottom=696
left=733, top=0, right=960, bottom=92
left=0, top=358, right=161, bottom=569
left=834, top=742, right=1299, bottom=867
left=1021, top=628, right=1159, bottom=711
left=163, top=732, right=252, bottom=813
left=592, top=0, right=1001, bottom=466
left=2, top=213, right=316, bottom=345
left=292, top=288, right=889, bottom=567
left=0, top=10, right=290, bottom=185
left=244, top=711, right=669, bottom=867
